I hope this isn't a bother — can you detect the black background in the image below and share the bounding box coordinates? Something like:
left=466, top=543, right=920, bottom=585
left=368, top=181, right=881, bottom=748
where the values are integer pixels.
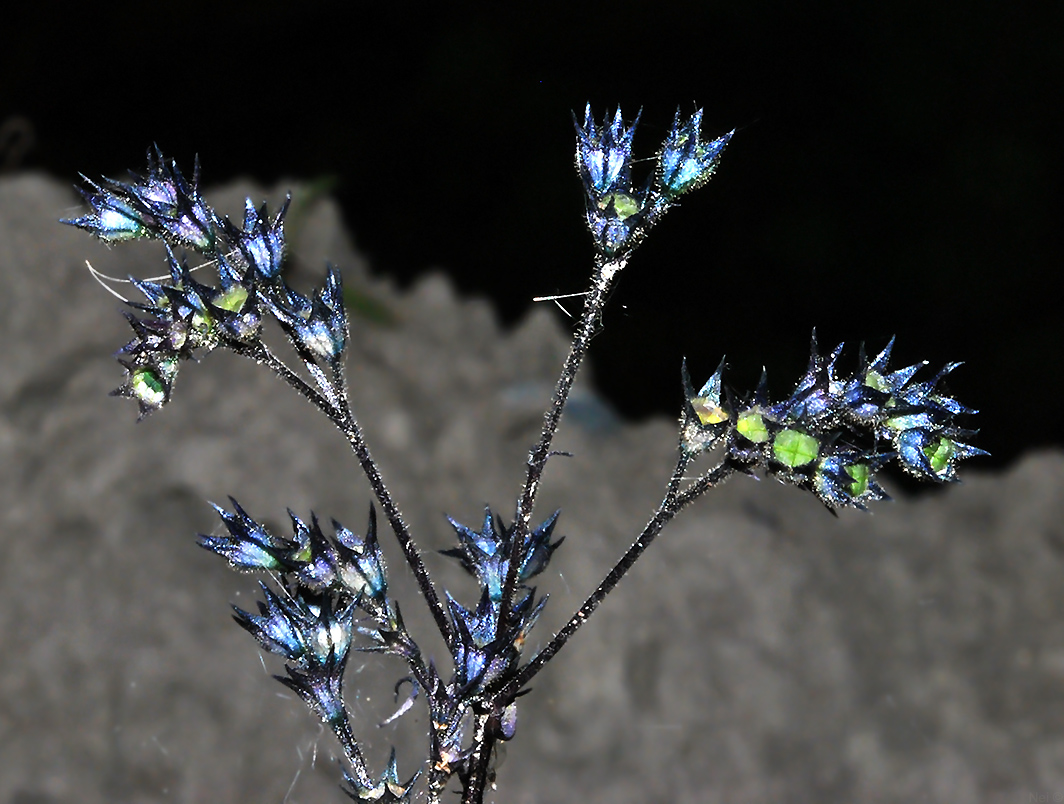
left=5, top=0, right=1060, bottom=473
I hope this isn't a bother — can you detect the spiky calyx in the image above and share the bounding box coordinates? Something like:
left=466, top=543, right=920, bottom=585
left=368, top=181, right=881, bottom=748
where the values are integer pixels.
left=65, top=149, right=348, bottom=417
left=574, top=105, right=733, bottom=260
left=682, top=335, right=987, bottom=510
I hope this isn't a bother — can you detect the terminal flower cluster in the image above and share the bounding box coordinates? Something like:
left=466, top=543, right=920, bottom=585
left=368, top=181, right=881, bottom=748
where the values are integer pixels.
left=682, top=335, right=987, bottom=510
left=575, top=104, right=733, bottom=258
left=65, top=148, right=346, bottom=417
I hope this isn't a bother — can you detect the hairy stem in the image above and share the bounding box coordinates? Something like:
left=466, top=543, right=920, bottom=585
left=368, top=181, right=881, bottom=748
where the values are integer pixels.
left=233, top=340, right=343, bottom=419
left=233, top=339, right=455, bottom=648
left=338, top=421, right=454, bottom=647
left=455, top=257, right=622, bottom=804
left=499, top=456, right=734, bottom=700
left=460, top=709, right=494, bottom=804
left=499, top=257, right=623, bottom=636
left=331, top=711, right=371, bottom=788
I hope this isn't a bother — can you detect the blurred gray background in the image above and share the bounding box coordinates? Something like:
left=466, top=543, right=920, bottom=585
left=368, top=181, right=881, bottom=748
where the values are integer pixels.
left=1, top=174, right=1061, bottom=803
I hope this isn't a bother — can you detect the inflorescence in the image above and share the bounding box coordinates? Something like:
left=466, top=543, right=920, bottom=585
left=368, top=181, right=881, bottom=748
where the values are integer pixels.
left=574, top=104, right=733, bottom=260
left=66, top=147, right=346, bottom=418
left=66, top=105, right=984, bottom=804
left=194, top=497, right=563, bottom=801
left=681, top=334, right=986, bottom=511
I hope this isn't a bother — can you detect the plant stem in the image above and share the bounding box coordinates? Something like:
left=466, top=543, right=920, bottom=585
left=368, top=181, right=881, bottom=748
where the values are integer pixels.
left=337, top=420, right=454, bottom=647
left=498, top=456, right=733, bottom=701
left=498, top=256, right=623, bottom=637
left=457, top=256, right=623, bottom=804
left=234, top=339, right=455, bottom=648
left=460, top=709, right=494, bottom=804
left=327, top=707, right=371, bottom=789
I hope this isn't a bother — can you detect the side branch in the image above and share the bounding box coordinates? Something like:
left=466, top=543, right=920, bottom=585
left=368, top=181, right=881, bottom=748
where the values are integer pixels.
left=233, top=340, right=455, bottom=648
left=499, top=457, right=734, bottom=700
left=233, top=340, right=344, bottom=420
left=340, top=424, right=454, bottom=647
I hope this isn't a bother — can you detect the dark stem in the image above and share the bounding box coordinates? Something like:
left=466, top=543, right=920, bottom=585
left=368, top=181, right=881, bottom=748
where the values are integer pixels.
left=498, top=456, right=734, bottom=701
left=331, top=710, right=371, bottom=788
left=458, top=257, right=623, bottom=804
left=232, top=339, right=342, bottom=419
left=233, top=339, right=455, bottom=648
left=460, top=709, right=494, bottom=804
left=497, top=257, right=623, bottom=637
left=338, top=422, right=454, bottom=647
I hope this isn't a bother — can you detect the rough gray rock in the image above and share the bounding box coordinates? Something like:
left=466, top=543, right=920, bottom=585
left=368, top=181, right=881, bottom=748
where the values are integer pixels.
left=1, top=174, right=1059, bottom=804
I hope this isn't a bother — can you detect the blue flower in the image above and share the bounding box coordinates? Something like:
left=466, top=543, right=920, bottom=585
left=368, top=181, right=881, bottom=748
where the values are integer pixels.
left=573, top=105, right=652, bottom=258
left=681, top=357, right=730, bottom=455
left=447, top=590, right=505, bottom=690
left=894, top=427, right=987, bottom=482
left=441, top=508, right=562, bottom=602
left=284, top=510, right=343, bottom=590
left=234, top=582, right=356, bottom=669
left=199, top=498, right=295, bottom=572
left=224, top=196, right=290, bottom=281
left=70, top=193, right=147, bottom=241
left=812, top=450, right=891, bottom=510
left=277, top=646, right=351, bottom=727
left=574, top=104, right=640, bottom=196
left=342, top=748, right=419, bottom=803
left=333, top=506, right=388, bottom=602
left=260, top=266, right=348, bottom=364
left=768, top=335, right=846, bottom=428
left=232, top=583, right=308, bottom=661
left=657, top=109, right=733, bottom=199
left=447, top=588, right=546, bottom=693
left=65, top=147, right=217, bottom=251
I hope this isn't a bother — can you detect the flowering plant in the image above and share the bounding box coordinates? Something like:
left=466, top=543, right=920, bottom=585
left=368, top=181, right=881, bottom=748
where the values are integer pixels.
left=66, top=105, right=984, bottom=803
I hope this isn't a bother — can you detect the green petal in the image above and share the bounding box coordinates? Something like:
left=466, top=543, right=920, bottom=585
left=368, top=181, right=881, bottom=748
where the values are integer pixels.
left=131, top=367, right=166, bottom=406
left=736, top=410, right=769, bottom=443
left=773, top=429, right=819, bottom=467
left=597, top=192, right=640, bottom=220
left=692, top=396, right=729, bottom=426
left=215, top=285, right=249, bottom=312
left=845, top=463, right=871, bottom=496
left=924, top=437, right=955, bottom=474
left=864, top=370, right=890, bottom=392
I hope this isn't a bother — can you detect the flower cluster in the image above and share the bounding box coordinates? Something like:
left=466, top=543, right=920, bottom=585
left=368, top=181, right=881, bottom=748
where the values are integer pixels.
left=201, top=500, right=388, bottom=600
left=441, top=508, right=562, bottom=603
left=67, top=147, right=217, bottom=250
left=64, top=149, right=347, bottom=417
left=439, top=509, right=562, bottom=719
left=200, top=501, right=418, bottom=800
left=109, top=248, right=261, bottom=415
left=199, top=501, right=563, bottom=794
left=682, top=336, right=987, bottom=510
left=240, top=583, right=356, bottom=728
left=575, top=105, right=733, bottom=259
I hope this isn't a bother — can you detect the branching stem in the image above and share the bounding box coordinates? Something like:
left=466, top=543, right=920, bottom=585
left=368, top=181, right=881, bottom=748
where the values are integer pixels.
left=233, top=339, right=455, bottom=648
left=458, top=256, right=623, bottom=803
left=500, top=455, right=734, bottom=701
